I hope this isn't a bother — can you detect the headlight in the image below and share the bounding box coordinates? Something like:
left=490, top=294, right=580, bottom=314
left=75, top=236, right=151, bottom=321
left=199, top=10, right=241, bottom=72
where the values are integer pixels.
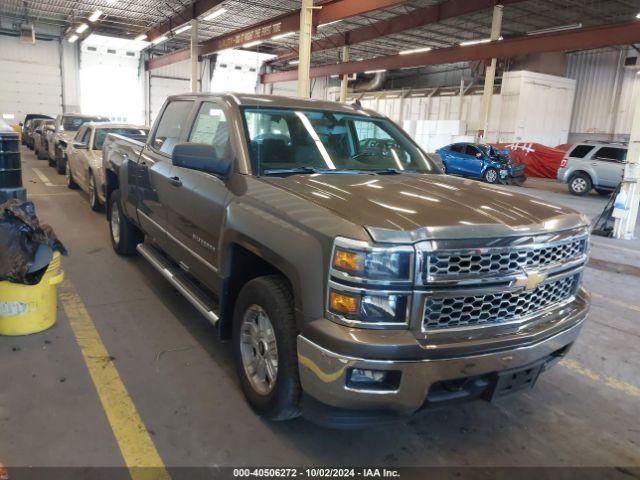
left=328, top=288, right=410, bottom=327
left=331, top=237, right=413, bottom=284
left=327, top=237, right=414, bottom=329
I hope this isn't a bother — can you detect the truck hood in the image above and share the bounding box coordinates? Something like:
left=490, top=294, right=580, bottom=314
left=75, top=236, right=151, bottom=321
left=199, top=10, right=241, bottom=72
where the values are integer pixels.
left=260, top=173, right=587, bottom=242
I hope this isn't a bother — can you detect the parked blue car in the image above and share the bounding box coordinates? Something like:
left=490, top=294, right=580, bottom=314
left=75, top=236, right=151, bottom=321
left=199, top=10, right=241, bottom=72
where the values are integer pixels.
left=436, top=143, right=526, bottom=184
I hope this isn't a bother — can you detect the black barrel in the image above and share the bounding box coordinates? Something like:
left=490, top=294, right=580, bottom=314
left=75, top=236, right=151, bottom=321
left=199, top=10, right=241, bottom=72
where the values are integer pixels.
left=0, top=130, right=26, bottom=203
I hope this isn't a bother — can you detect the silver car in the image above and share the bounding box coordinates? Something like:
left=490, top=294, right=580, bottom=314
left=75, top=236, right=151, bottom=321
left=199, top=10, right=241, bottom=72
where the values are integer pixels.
left=65, top=122, right=148, bottom=211
left=557, top=141, right=627, bottom=196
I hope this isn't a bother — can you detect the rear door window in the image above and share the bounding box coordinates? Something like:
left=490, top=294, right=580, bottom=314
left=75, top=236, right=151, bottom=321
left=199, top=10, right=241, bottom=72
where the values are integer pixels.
left=569, top=145, right=595, bottom=158
left=593, top=147, right=627, bottom=163
left=151, top=100, right=194, bottom=155
left=449, top=144, right=464, bottom=153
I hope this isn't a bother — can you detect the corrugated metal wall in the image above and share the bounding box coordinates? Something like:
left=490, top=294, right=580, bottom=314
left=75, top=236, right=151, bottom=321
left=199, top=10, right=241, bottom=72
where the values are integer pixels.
left=567, top=48, right=639, bottom=141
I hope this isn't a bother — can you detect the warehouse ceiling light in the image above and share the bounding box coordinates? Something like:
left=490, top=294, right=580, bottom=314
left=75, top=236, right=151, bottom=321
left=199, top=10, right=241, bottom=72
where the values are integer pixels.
left=459, top=36, right=503, bottom=46
left=399, top=46, right=432, bottom=55
left=527, top=23, right=582, bottom=35
left=203, top=8, right=226, bottom=21
left=134, top=33, right=147, bottom=41
left=318, top=20, right=340, bottom=29
left=151, top=35, right=167, bottom=45
left=68, top=34, right=79, bottom=43
left=76, top=23, right=89, bottom=34
left=364, top=69, right=386, bottom=74
left=88, top=10, right=102, bottom=22
left=243, top=40, right=263, bottom=48
left=272, top=31, right=295, bottom=40
left=175, top=24, right=191, bottom=34
left=289, top=59, right=299, bottom=65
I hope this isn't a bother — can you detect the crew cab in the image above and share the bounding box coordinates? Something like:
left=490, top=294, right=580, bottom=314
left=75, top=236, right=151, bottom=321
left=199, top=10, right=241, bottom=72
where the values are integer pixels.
left=47, top=114, right=109, bottom=174
left=65, top=122, right=148, bottom=211
left=104, top=94, right=590, bottom=425
left=436, top=142, right=526, bottom=184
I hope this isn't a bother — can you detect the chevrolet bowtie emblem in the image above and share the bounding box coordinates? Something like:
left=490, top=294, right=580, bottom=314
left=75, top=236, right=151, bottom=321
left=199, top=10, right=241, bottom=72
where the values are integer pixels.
left=515, top=271, right=547, bottom=290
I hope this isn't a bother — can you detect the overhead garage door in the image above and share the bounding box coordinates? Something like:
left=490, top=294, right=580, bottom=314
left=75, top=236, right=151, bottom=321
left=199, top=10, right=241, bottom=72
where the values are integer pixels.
left=149, top=60, right=196, bottom=123
left=0, top=35, right=62, bottom=122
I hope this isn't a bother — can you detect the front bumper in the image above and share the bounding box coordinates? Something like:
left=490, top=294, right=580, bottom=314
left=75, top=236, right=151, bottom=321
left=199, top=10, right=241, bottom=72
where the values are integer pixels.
left=557, top=167, right=569, bottom=183
left=298, top=295, right=588, bottom=415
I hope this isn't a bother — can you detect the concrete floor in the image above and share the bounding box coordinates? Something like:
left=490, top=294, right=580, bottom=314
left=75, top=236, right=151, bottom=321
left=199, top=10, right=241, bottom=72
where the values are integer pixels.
left=1, top=148, right=639, bottom=470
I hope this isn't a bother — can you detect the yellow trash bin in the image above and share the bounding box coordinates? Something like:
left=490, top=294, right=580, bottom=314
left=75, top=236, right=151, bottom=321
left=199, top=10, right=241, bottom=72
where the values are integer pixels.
left=0, top=252, right=64, bottom=336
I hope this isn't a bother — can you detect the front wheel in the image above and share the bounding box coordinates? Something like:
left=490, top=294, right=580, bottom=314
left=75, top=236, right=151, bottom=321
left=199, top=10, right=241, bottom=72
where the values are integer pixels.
left=56, top=153, right=67, bottom=175
left=66, top=162, right=78, bottom=189
left=89, top=172, right=102, bottom=212
left=108, top=190, right=143, bottom=255
left=483, top=167, right=499, bottom=184
left=233, top=275, right=301, bottom=421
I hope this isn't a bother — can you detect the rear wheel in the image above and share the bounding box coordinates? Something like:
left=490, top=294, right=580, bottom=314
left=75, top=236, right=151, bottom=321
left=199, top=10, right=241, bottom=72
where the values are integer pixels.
left=109, top=189, right=142, bottom=255
left=568, top=173, right=592, bottom=196
left=483, top=168, right=499, bottom=184
left=233, top=275, right=301, bottom=421
left=88, top=172, right=102, bottom=212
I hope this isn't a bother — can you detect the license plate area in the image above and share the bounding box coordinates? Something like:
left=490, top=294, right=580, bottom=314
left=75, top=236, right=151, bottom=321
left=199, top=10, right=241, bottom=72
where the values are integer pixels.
left=490, top=361, right=544, bottom=401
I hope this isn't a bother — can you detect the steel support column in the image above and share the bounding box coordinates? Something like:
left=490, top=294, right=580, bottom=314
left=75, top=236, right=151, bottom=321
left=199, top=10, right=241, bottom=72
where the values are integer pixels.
left=297, top=0, right=313, bottom=98
left=478, top=4, right=503, bottom=142
left=339, top=45, right=349, bottom=103
left=613, top=89, right=640, bottom=239
left=190, top=19, right=199, bottom=93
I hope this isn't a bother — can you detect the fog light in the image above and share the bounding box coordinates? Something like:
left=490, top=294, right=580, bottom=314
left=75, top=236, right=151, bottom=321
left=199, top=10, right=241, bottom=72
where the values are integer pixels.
left=346, top=368, right=401, bottom=391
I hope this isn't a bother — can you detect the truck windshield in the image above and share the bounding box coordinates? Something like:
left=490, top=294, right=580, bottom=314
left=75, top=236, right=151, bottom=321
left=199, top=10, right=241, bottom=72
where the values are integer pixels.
left=241, top=107, right=436, bottom=175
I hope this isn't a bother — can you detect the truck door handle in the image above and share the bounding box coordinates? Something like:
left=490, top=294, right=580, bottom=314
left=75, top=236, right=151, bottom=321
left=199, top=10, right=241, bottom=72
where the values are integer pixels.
left=168, top=176, right=182, bottom=187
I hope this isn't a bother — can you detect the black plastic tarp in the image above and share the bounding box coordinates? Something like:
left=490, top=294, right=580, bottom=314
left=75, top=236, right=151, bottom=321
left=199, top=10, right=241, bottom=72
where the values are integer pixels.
left=0, top=199, right=67, bottom=284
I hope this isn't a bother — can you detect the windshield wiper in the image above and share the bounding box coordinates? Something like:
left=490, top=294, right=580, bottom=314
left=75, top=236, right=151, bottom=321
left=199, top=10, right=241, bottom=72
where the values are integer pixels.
left=263, top=166, right=321, bottom=176
left=371, top=168, right=405, bottom=174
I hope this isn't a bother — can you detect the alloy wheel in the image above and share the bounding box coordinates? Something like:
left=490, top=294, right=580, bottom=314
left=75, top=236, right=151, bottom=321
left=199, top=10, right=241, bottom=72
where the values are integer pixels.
left=239, top=305, right=278, bottom=396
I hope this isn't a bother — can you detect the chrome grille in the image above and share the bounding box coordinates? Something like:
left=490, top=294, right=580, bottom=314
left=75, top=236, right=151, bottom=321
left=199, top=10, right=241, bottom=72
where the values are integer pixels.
left=424, top=237, right=587, bottom=280
left=423, top=275, right=578, bottom=330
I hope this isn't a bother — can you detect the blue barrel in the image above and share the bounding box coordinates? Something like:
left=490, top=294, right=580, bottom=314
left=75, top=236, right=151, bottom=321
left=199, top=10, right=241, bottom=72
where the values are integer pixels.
left=0, top=131, right=26, bottom=203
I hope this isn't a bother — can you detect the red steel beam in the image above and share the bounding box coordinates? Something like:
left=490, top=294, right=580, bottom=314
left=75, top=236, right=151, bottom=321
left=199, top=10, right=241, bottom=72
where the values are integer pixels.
left=261, top=21, right=640, bottom=83
left=146, top=0, right=225, bottom=43
left=272, top=0, right=527, bottom=64
left=146, top=48, right=193, bottom=70
left=146, top=0, right=410, bottom=70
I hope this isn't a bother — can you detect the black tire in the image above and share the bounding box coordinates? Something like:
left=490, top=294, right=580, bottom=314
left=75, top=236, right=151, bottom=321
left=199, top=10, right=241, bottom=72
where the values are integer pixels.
left=483, top=167, right=500, bottom=184
left=108, top=189, right=143, bottom=255
left=595, top=188, right=612, bottom=197
left=65, top=161, right=78, bottom=189
left=568, top=172, right=592, bottom=196
left=56, top=154, right=66, bottom=175
left=48, top=151, right=55, bottom=167
left=233, top=275, right=301, bottom=421
left=88, top=172, right=102, bottom=212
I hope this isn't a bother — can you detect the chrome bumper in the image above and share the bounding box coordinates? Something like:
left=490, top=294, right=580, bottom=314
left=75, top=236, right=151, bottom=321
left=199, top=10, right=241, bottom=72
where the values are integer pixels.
left=297, top=309, right=587, bottom=414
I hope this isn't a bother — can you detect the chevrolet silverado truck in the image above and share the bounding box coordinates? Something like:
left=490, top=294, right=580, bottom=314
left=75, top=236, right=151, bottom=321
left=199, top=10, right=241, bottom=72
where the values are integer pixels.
left=104, top=94, right=591, bottom=425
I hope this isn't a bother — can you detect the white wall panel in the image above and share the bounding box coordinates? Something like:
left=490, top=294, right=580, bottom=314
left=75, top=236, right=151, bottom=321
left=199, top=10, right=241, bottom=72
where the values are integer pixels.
left=0, top=35, right=62, bottom=122
left=149, top=59, right=191, bottom=123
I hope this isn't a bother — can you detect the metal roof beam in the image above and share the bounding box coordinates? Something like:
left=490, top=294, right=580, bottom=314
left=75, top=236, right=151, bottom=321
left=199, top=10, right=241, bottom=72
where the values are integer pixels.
left=270, top=0, right=529, bottom=64
left=146, top=0, right=411, bottom=70
left=146, top=0, right=225, bottom=42
left=261, top=20, right=640, bottom=83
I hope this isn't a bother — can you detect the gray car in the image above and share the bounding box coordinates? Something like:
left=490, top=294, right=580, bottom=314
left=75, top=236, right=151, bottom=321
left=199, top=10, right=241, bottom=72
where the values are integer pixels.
left=557, top=141, right=627, bottom=196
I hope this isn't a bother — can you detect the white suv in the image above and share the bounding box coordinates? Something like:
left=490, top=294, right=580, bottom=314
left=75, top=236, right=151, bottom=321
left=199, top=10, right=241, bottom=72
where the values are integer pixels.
left=557, top=142, right=627, bottom=196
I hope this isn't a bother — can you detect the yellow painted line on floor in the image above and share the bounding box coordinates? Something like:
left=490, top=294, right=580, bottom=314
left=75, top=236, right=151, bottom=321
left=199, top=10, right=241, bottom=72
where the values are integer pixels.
left=591, top=292, right=640, bottom=313
left=560, top=358, right=640, bottom=398
left=59, top=281, right=170, bottom=480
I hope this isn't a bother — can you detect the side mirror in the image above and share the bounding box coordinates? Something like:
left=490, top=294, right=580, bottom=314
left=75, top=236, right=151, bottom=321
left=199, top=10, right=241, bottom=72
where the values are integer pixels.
left=172, top=143, right=232, bottom=178
left=73, top=142, right=88, bottom=149
left=19, top=122, right=23, bottom=127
